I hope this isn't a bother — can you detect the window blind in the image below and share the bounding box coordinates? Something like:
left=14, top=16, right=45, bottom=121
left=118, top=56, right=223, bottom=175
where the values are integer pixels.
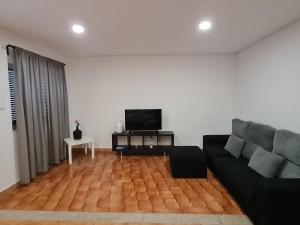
left=8, top=67, right=17, bottom=126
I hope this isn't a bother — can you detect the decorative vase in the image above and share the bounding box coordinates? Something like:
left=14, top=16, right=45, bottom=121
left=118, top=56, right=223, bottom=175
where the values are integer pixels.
left=116, top=121, right=123, bottom=133
left=73, top=125, right=82, bottom=140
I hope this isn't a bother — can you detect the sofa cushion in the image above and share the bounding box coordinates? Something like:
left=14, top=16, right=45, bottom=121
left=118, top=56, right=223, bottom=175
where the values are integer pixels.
left=204, top=145, right=232, bottom=158
left=212, top=157, right=261, bottom=201
left=273, top=130, right=300, bottom=178
left=273, top=129, right=300, bottom=178
left=278, top=161, right=300, bottom=178
left=273, top=130, right=300, bottom=165
left=242, top=141, right=259, bottom=160
left=245, top=121, right=276, bottom=151
left=248, top=147, right=285, bottom=178
left=232, top=118, right=249, bottom=139
left=225, top=135, right=245, bottom=158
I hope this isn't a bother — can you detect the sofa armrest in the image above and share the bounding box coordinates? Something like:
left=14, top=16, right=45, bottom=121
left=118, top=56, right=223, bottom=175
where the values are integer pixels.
left=203, top=135, right=230, bottom=148
left=255, top=178, right=300, bottom=225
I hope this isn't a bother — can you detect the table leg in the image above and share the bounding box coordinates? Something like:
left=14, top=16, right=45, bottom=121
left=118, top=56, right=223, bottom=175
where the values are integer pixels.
left=85, top=144, right=87, bottom=154
left=68, top=145, right=72, bottom=165
left=92, top=140, right=95, bottom=159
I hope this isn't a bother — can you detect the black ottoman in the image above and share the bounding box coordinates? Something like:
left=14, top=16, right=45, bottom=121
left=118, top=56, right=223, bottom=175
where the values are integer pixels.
left=169, top=146, right=207, bottom=178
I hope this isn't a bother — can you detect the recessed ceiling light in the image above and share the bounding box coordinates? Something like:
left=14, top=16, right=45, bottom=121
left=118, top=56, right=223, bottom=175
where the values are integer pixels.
left=72, top=24, right=85, bottom=34
left=198, top=20, right=212, bottom=31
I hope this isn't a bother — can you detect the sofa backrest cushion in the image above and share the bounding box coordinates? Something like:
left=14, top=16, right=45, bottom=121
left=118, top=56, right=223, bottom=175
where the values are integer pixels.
left=273, top=130, right=300, bottom=165
left=225, top=134, right=245, bottom=158
left=245, top=121, right=276, bottom=151
left=232, top=118, right=248, bottom=139
left=242, top=141, right=259, bottom=159
left=273, top=129, right=300, bottom=178
left=248, top=146, right=286, bottom=178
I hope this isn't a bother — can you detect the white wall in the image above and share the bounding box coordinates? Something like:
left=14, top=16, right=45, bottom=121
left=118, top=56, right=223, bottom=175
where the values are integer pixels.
left=0, top=26, right=66, bottom=191
left=66, top=55, right=236, bottom=148
left=236, top=20, right=300, bottom=132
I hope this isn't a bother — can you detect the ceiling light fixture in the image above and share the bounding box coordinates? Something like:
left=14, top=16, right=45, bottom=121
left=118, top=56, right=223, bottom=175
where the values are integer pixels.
left=198, top=20, right=212, bottom=31
left=72, top=24, right=85, bottom=34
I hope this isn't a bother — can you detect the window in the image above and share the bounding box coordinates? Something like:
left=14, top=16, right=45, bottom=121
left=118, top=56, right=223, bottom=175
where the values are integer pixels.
left=8, top=64, right=16, bottom=129
left=7, top=63, right=49, bottom=129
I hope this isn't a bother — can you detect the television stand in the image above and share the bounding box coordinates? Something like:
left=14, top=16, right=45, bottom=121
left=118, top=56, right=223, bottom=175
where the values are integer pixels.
left=112, top=130, right=174, bottom=156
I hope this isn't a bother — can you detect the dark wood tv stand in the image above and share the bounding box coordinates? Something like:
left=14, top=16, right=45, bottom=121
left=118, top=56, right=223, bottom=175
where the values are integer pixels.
left=112, top=130, right=174, bottom=156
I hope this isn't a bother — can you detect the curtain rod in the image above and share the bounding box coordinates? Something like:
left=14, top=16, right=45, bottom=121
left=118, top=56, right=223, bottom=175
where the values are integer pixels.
left=5, top=44, right=66, bottom=66
left=6, top=44, right=16, bottom=55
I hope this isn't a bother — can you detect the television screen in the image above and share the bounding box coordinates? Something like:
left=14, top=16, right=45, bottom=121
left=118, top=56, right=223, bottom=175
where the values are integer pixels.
left=125, top=109, right=162, bottom=130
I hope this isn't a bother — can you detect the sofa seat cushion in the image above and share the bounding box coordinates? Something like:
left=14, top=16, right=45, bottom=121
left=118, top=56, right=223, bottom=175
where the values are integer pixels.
left=204, top=145, right=233, bottom=158
left=212, top=157, right=262, bottom=201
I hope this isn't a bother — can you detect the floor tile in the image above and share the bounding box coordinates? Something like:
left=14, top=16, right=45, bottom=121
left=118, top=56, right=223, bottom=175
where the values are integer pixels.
left=0, top=151, right=242, bottom=215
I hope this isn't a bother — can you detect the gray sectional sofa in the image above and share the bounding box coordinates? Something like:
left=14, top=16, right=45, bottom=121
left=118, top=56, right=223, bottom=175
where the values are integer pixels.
left=203, top=119, right=300, bottom=225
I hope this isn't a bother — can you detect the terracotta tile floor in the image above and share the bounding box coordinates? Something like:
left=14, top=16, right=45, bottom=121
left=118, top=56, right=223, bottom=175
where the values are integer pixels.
left=0, top=151, right=242, bottom=214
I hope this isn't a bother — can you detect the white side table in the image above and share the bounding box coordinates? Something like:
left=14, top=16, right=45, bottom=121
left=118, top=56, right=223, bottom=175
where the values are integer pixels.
left=64, top=136, right=95, bottom=164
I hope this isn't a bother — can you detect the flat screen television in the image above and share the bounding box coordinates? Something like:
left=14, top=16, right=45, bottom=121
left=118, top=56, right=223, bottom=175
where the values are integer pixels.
left=125, top=109, right=162, bottom=131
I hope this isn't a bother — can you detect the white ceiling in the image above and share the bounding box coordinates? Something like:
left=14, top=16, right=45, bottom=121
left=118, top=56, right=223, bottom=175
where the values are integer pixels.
left=0, top=0, right=299, bottom=57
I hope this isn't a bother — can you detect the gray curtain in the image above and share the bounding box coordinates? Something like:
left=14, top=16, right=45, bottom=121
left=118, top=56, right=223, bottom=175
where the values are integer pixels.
left=14, top=47, right=69, bottom=184
left=47, top=60, right=70, bottom=164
